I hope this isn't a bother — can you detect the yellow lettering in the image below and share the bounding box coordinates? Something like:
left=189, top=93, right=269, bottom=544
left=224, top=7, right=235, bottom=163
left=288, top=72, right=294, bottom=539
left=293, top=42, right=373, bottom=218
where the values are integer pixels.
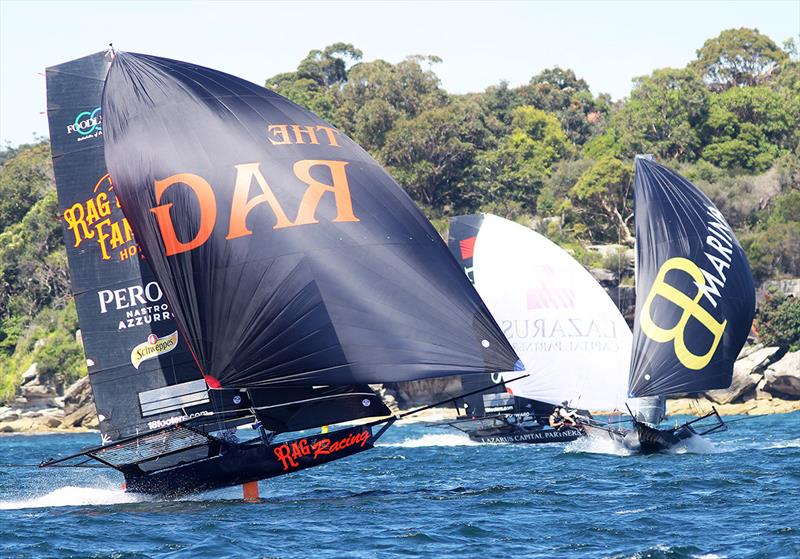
left=291, top=125, right=319, bottom=145
left=639, top=257, right=727, bottom=370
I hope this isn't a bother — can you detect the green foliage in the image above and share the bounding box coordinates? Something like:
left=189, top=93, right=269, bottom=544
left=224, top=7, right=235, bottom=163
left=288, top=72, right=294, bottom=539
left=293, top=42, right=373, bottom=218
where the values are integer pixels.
left=613, top=68, right=709, bottom=161
left=382, top=97, right=491, bottom=215
left=565, top=157, right=634, bottom=243
left=0, top=302, right=84, bottom=403
left=475, top=106, right=572, bottom=210
left=692, top=28, right=789, bottom=90
left=701, top=86, right=798, bottom=171
left=755, top=289, right=800, bottom=351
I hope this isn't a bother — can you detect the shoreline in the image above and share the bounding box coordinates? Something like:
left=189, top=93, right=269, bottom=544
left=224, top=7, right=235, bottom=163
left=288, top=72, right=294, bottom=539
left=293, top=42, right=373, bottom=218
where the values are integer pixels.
left=2, top=399, right=799, bottom=436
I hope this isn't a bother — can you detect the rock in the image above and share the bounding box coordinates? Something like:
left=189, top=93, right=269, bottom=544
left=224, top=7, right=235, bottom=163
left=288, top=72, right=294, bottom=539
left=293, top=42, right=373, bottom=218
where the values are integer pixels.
left=34, top=339, right=46, bottom=350
left=62, top=402, right=95, bottom=428
left=42, top=416, right=62, bottom=428
left=21, top=363, right=38, bottom=384
left=764, top=351, right=800, bottom=399
left=63, top=376, right=93, bottom=415
left=755, top=377, right=773, bottom=400
left=706, top=346, right=782, bottom=404
left=75, top=329, right=83, bottom=350
left=590, top=268, right=615, bottom=285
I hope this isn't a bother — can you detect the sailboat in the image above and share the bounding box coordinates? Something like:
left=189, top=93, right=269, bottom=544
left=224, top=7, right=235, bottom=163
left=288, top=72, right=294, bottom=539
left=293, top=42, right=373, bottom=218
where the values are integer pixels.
left=39, top=50, right=520, bottom=495
left=444, top=214, right=632, bottom=443
left=581, top=156, right=755, bottom=453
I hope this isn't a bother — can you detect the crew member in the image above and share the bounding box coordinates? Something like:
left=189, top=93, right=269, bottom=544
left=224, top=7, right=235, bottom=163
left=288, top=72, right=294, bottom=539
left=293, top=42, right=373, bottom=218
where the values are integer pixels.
left=549, top=407, right=565, bottom=429
left=559, top=401, right=579, bottom=427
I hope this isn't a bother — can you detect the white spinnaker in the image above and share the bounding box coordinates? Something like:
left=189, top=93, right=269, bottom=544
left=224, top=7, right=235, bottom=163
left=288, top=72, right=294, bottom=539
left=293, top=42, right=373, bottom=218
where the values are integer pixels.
left=472, top=215, right=630, bottom=411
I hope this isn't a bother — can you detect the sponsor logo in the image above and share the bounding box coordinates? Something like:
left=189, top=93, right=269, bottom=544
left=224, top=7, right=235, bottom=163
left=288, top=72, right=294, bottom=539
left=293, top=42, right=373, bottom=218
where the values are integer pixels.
left=66, top=107, right=102, bottom=141
left=62, top=173, right=140, bottom=261
left=500, top=318, right=622, bottom=353
left=97, top=280, right=175, bottom=331
left=146, top=410, right=213, bottom=430
left=640, top=257, right=727, bottom=370
left=273, top=429, right=371, bottom=471
left=130, top=331, right=178, bottom=369
left=639, top=206, right=737, bottom=371
left=481, top=429, right=581, bottom=443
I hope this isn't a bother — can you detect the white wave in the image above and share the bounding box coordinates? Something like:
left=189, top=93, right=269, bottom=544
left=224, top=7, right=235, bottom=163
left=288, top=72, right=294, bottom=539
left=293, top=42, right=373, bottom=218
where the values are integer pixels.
left=614, top=508, right=645, bottom=515
left=565, top=434, right=632, bottom=456
left=667, top=433, right=722, bottom=454
left=0, top=486, right=141, bottom=510
left=381, top=433, right=478, bottom=448
left=764, top=438, right=800, bottom=449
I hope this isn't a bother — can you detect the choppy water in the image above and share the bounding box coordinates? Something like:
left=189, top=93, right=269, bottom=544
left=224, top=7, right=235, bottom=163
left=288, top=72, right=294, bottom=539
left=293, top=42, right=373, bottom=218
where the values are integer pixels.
left=1, top=412, right=799, bottom=558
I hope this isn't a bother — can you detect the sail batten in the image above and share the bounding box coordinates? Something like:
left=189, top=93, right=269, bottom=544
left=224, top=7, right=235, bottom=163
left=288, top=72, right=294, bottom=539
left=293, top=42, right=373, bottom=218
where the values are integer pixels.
left=102, top=52, right=519, bottom=390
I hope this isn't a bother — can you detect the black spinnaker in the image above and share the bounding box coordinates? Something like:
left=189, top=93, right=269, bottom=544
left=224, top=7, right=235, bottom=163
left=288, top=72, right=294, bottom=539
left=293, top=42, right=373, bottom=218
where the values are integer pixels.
left=41, top=50, right=519, bottom=495
left=628, top=156, right=755, bottom=399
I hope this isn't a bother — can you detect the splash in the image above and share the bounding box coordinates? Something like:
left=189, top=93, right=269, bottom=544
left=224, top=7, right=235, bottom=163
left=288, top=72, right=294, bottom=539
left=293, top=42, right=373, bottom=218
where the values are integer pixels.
left=564, top=433, right=633, bottom=456
left=0, top=486, right=142, bottom=510
left=667, top=433, right=721, bottom=454
left=383, top=434, right=478, bottom=448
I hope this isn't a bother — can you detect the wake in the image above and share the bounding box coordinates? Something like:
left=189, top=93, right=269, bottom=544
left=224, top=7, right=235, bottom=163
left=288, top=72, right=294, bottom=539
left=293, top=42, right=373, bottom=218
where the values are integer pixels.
left=0, top=485, right=142, bottom=510
left=381, top=433, right=478, bottom=448
left=564, top=432, right=721, bottom=456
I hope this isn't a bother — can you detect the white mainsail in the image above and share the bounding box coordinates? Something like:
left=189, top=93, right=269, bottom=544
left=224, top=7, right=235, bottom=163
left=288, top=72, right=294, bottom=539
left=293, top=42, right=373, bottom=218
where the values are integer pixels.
left=470, top=214, right=631, bottom=411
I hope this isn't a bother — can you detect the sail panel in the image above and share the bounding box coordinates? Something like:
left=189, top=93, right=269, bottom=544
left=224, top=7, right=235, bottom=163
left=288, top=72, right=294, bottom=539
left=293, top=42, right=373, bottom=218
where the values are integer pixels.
left=628, top=157, right=755, bottom=397
left=449, top=214, right=631, bottom=410
left=101, top=52, right=519, bottom=389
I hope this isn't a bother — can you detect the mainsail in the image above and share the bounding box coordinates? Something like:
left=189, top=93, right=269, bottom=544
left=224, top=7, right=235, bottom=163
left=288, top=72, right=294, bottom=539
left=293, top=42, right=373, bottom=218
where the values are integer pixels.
left=448, top=214, right=631, bottom=411
left=46, top=52, right=215, bottom=441
left=101, top=52, right=519, bottom=398
left=628, top=157, right=755, bottom=398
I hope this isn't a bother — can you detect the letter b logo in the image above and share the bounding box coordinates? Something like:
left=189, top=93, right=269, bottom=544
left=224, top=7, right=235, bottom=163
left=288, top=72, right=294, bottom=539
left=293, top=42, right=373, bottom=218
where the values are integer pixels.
left=640, top=258, right=726, bottom=370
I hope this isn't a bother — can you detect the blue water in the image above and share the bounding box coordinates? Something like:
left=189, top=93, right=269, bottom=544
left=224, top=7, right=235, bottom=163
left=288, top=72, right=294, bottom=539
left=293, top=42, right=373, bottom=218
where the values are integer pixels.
left=1, top=412, right=799, bottom=558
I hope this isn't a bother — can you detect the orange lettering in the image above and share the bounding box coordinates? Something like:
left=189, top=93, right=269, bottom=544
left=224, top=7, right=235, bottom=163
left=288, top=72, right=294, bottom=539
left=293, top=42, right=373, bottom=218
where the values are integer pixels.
left=151, top=173, right=217, bottom=256
left=292, top=160, right=359, bottom=225
left=227, top=163, right=294, bottom=239
left=315, top=126, right=341, bottom=147
left=267, top=124, right=291, bottom=145
left=291, top=125, right=319, bottom=145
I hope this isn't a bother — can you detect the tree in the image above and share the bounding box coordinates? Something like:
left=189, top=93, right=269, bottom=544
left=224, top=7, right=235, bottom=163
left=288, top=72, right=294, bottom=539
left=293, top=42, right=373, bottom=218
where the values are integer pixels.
left=381, top=98, right=491, bottom=215
left=336, top=56, right=447, bottom=151
left=701, top=85, right=798, bottom=171
left=475, top=106, right=573, bottom=209
left=613, top=68, right=709, bottom=161
left=566, top=157, right=634, bottom=244
left=755, top=289, right=800, bottom=352
left=693, top=28, right=789, bottom=91
left=296, top=43, right=362, bottom=87
left=515, top=67, right=610, bottom=145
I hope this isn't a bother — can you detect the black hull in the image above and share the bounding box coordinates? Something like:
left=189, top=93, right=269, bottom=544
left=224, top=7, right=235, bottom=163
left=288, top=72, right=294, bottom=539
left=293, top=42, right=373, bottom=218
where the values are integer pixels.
left=583, top=422, right=701, bottom=454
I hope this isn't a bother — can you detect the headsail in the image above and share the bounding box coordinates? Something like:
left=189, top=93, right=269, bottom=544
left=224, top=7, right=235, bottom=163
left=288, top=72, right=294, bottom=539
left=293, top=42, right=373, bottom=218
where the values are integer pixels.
left=628, top=157, right=755, bottom=397
left=101, top=52, right=519, bottom=392
left=45, top=52, right=215, bottom=441
left=448, top=214, right=631, bottom=411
